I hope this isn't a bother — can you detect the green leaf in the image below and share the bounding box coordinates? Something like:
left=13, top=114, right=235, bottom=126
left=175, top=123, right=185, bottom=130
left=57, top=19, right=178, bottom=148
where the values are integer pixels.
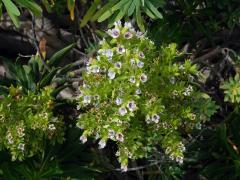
left=145, top=0, right=163, bottom=19
left=2, top=0, right=20, bottom=16
left=128, top=0, right=137, bottom=16
left=48, top=43, right=75, bottom=67
left=2, top=0, right=20, bottom=27
left=97, top=0, right=129, bottom=22
left=81, top=0, right=101, bottom=27
left=39, top=68, right=59, bottom=88
left=16, top=0, right=42, bottom=17
left=135, top=1, right=145, bottom=31
left=91, top=1, right=116, bottom=22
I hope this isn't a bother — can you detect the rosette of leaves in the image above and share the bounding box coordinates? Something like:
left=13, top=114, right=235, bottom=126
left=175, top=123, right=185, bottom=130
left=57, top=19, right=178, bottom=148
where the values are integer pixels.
left=76, top=21, right=217, bottom=170
left=0, top=86, right=64, bottom=161
left=221, top=74, right=240, bottom=103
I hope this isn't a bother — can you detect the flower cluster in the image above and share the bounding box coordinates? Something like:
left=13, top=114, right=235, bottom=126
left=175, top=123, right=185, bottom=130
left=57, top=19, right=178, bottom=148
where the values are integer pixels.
left=0, top=86, right=64, bottom=160
left=76, top=21, right=217, bottom=171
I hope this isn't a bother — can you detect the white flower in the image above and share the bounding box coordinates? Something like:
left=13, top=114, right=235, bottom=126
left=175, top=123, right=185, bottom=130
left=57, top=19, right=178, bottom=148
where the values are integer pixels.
left=17, top=127, right=25, bottom=137
left=91, top=65, right=100, bottom=73
left=136, top=31, right=143, bottom=38
left=48, top=124, right=56, bottom=131
left=139, top=51, right=145, bottom=58
left=115, top=97, right=123, bottom=105
left=151, top=114, right=160, bottom=123
left=186, top=85, right=193, bottom=92
left=98, top=139, right=106, bottom=149
left=179, top=65, right=185, bottom=71
left=102, top=49, right=113, bottom=58
left=130, top=59, right=135, bottom=66
left=170, top=77, right=176, bottom=84
left=96, top=56, right=100, bottom=61
left=137, top=60, right=144, bottom=68
left=114, top=21, right=122, bottom=27
left=124, top=22, right=132, bottom=28
left=108, top=70, right=116, bottom=79
left=115, top=62, right=122, bottom=69
left=127, top=101, right=136, bottom=112
left=18, top=143, right=25, bottom=151
left=116, top=45, right=126, bottom=54
left=108, top=130, right=115, bottom=139
left=116, top=151, right=120, bottom=156
left=145, top=115, right=151, bottom=124
left=135, top=88, right=141, bottom=94
left=119, top=107, right=127, bottom=116
left=83, top=95, right=91, bottom=104
left=107, top=28, right=120, bottom=38
left=80, top=135, right=87, bottom=143
left=99, top=38, right=106, bottom=45
left=140, top=73, right=148, bottom=82
left=129, top=76, right=136, bottom=83
left=95, top=132, right=100, bottom=140
left=121, top=165, right=128, bottom=172
left=116, top=133, right=124, bottom=142
left=124, top=32, right=133, bottom=39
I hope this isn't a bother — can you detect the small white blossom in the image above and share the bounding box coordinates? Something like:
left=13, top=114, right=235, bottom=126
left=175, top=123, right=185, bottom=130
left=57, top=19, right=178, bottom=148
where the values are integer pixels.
left=80, top=135, right=87, bottom=143
left=137, top=60, right=144, bottom=68
left=129, top=76, right=136, bottom=83
left=17, top=127, right=25, bottom=137
left=115, top=62, right=122, bottom=69
left=121, top=165, right=128, bottom=172
left=124, top=32, right=133, bottom=39
left=139, top=51, right=145, bottom=58
left=170, top=77, right=176, bottom=84
left=114, top=21, right=122, bottom=27
left=136, top=31, right=143, bottom=38
left=116, top=151, right=120, bottom=156
left=108, top=130, right=115, bottom=139
left=179, top=65, right=185, bottom=71
left=83, top=95, right=91, bottom=104
left=140, top=73, right=148, bottom=82
left=119, top=107, right=127, bottom=116
left=152, top=114, right=160, bottom=123
left=116, top=45, right=126, bottom=54
left=108, top=70, right=116, bottom=79
left=130, top=59, right=135, bottom=66
left=135, top=88, right=141, bottom=95
left=115, top=97, right=123, bottom=105
left=102, top=49, right=113, bottom=58
left=107, top=28, right=120, bottom=38
left=127, top=101, right=136, bottom=112
left=124, top=22, right=132, bottom=28
left=96, top=56, right=100, bottom=61
left=18, top=143, right=25, bottom=151
left=145, top=115, right=151, bottom=124
left=95, top=132, right=100, bottom=140
left=91, top=65, right=100, bottom=73
left=48, top=124, right=56, bottom=131
left=98, top=139, right=106, bottom=149
left=116, top=133, right=124, bottom=142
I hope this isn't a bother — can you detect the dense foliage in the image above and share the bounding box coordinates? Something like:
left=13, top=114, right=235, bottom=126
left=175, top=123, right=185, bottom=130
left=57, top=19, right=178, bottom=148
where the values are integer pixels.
left=0, top=0, right=239, bottom=179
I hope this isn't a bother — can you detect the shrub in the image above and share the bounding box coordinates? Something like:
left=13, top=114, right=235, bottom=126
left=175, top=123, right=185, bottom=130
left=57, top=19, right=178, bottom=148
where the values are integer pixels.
left=76, top=21, right=217, bottom=171
left=0, top=86, right=64, bottom=161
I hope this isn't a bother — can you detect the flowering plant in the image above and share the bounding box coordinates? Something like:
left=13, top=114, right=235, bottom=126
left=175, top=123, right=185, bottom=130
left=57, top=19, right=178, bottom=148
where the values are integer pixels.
left=0, top=86, right=64, bottom=161
left=76, top=21, right=217, bottom=171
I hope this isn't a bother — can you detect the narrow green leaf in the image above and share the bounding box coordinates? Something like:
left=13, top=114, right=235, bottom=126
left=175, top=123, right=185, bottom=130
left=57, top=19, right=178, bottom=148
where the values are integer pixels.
left=98, top=0, right=129, bottom=22
left=80, top=0, right=101, bottom=27
left=146, top=0, right=163, bottom=19
left=48, top=43, right=75, bottom=67
left=16, top=0, right=42, bottom=17
left=39, top=68, right=59, bottom=88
